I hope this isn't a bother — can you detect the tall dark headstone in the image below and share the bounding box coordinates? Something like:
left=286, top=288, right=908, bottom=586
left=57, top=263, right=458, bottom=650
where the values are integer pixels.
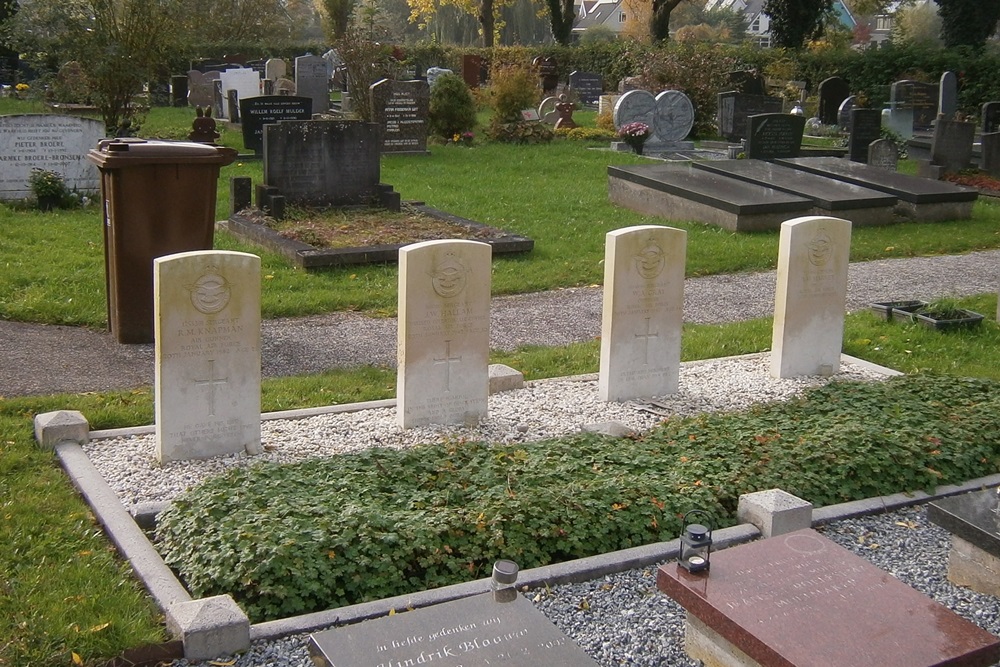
left=745, top=113, right=806, bottom=160
left=982, top=132, right=1000, bottom=178
left=817, top=76, right=850, bottom=126
left=930, top=119, right=976, bottom=173
left=717, top=92, right=784, bottom=142
left=533, top=56, right=558, bottom=94
left=369, top=78, right=430, bottom=155
left=239, top=95, right=313, bottom=153
left=982, top=102, right=1000, bottom=134
left=263, top=119, right=382, bottom=207
left=891, top=80, right=938, bottom=132
left=462, top=54, right=482, bottom=89
left=569, top=71, right=603, bottom=107
left=848, top=109, right=883, bottom=163
left=170, top=75, right=189, bottom=108
left=939, top=71, right=958, bottom=118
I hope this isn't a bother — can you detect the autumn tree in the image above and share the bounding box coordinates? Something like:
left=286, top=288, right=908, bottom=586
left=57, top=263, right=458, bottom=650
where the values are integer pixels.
left=934, top=0, right=1000, bottom=50
left=407, top=0, right=516, bottom=45
left=322, top=0, right=356, bottom=39
left=763, top=0, right=833, bottom=48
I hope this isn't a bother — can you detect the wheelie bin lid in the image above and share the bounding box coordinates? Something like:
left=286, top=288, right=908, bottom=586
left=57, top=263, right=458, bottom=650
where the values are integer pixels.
left=86, top=138, right=239, bottom=168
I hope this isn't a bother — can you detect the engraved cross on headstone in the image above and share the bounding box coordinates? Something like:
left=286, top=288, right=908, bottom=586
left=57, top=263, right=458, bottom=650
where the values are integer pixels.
left=195, top=359, right=229, bottom=416
left=434, top=340, right=462, bottom=392
left=635, top=317, right=659, bottom=365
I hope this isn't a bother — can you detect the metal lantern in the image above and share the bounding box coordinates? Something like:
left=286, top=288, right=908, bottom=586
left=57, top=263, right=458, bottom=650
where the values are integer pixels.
left=679, top=510, right=713, bottom=574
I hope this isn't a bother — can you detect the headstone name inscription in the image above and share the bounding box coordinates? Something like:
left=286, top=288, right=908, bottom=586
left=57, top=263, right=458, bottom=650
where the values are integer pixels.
left=0, top=114, right=105, bottom=200
left=569, top=71, right=603, bottom=107
left=239, top=96, right=312, bottom=154
left=369, top=78, right=430, bottom=154
left=891, top=79, right=938, bottom=132
left=717, top=92, right=783, bottom=142
left=744, top=113, right=805, bottom=161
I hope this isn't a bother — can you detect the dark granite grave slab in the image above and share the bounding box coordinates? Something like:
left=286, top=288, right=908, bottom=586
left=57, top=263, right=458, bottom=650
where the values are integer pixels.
left=745, top=114, right=806, bottom=161
left=657, top=528, right=1000, bottom=667
left=693, top=160, right=896, bottom=212
left=775, top=157, right=979, bottom=205
left=608, top=163, right=811, bottom=232
left=929, top=489, right=1000, bottom=556
left=308, top=592, right=600, bottom=666
left=239, top=95, right=312, bottom=153
left=226, top=201, right=533, bottom=269
left=848, top=109, right=883, bottom=163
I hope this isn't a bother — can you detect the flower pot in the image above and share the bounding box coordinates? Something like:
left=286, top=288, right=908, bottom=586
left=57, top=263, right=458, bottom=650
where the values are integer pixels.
left=871, top=300, right=927, bottom=321
left=913, top=308, right=985, bottom=331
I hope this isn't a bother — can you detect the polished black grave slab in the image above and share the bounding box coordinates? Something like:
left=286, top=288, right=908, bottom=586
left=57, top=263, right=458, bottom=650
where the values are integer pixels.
left=928, top=488, right=1000, bottom=556
left=308, top=592, right=601, bottom=666
left=692, top=159, right=897, bottom=212
left=775, top=157, right=978, bottom=205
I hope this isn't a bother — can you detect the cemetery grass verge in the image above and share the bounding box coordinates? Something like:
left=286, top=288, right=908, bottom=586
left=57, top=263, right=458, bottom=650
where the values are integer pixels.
left=1, top=296, right=998, bottom=661
left=3, top=147, right=1000, bottom=326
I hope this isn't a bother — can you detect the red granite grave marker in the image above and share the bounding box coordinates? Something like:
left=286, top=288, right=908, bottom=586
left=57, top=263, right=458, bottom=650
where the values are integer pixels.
left=657, top=528, right=1000, bottom=667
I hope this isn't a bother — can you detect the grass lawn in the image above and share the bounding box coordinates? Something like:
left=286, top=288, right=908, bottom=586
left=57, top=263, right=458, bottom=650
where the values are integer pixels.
left=2, top=102, right=1000, bottom=664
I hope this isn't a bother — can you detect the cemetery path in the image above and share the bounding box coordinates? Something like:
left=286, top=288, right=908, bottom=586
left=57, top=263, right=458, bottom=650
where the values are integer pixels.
left=2, top=250, right=997, bottom=398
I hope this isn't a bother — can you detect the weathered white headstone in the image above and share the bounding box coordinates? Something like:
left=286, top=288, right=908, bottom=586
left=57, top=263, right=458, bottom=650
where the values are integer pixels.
left=218, top=68, right=261, bottom=119
left=599, top=225, right=686, bottom=402
left=154, top=250, right=262, bottom=463
left=265, top=58, right=287, bottom=83
left=295, top=54, right=330, bottom=114
left=397, top=240, right=491, bottom=428
left=0, top=114, right=104, bottom=199
left=771, top=216, right=852, bottom=379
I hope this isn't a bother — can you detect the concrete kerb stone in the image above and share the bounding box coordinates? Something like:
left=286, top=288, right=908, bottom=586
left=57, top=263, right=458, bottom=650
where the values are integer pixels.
left=34, top=410, right=89, bottom=449
left=489, top=363, right=524, bottom=393
left=738, top=489, right=812, bottom=538
left=167, top=595, right=250, bottom=660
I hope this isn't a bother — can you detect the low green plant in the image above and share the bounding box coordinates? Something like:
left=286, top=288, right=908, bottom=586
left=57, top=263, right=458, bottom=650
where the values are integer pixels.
left=557, top=126, right=617, bottom=141
left=29, top=168, right=68, bottom=199
left=485, top=120, right=554, bottom=144
left=156, top=374, right=1000, bottom=623
left=428, top=72, right=477, bottom=141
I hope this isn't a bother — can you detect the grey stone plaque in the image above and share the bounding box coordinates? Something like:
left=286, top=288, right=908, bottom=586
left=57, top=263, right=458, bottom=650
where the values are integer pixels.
left=239, top=95, right=312, bottom=153
left=930, top=119, right=975, bottom=173
left=369, top=78, right=430, bottom=154
left=569, top=71, right=603, bottom=106
left=613, top=89, right=656, bottom=131
left=867, top=139, right=899, bottom=172
left=939, top=71, right=958, bottom=118
left=295, top=54, right=330, bottom=114
left=308, top=593, right=600, bottom=666
left=745, top=113, right=805, bottom=160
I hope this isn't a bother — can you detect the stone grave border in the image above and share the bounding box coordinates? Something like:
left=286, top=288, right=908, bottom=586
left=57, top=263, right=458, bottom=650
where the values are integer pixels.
left=224, top=201, right=534, bottom=269
left=37, top=353, right=1000, bottom=660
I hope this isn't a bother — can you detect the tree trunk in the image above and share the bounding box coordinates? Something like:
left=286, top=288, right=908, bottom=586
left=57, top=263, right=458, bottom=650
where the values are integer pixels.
left=480, top=0, right=495, bottom=47
left=650, top=0, right=683, bottom=42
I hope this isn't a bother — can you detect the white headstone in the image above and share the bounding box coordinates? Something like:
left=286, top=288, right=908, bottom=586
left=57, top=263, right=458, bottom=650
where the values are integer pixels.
left=397, top=240, right=491, bottom=428
left=771, top=216, right=852, bottom=379
left=0, top=114, right=105, bottom=200
left=599, top=225, right=686, bottom=402
left=265, top=58, right=287, bottom=82
left=295, top=54, right=330, bottom=114
left=218, top=68, right=261, bottom=119
left=154, top=250, right=263, bottom=463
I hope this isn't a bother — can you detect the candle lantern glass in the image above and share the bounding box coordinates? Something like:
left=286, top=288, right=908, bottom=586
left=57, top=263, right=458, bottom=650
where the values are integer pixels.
left=679, top=510, right=713, bottom=574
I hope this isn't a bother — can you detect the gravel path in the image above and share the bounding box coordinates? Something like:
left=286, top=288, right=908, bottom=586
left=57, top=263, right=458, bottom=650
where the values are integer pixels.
left=2, top=250, right=998, bottom=397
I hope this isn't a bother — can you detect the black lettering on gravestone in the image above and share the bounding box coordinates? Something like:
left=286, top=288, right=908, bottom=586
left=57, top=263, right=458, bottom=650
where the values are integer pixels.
left=171, top=75, right=188, bottom=107
left=891, top=80, right=938, bottom=132
left=726, top=70, right=765, bottom=96
left=745, top=113, right=805, bottom=160
left=930, top=119, right=975, bottom=173
left=867, top=138, right=899, bottom=172
left=263, top=119, right=384, bottom=208
left=982, top=102, right=1000, bottom=134
left=837, top=95, right=857, bottom=130
left=240, top=96, right=313, bottom=153
left=369, top=79, right=430, bottom=155
left=980, top=132, right=1000, bottom=177
left=848, top=108, right=883, bottom=162
left=817, top=76, right=850, bottom=126
left=308, top=593, right=600, bottom=667
left=718, top=93, right=783, bottom=142
left=569, top=71, right=603, bottom=107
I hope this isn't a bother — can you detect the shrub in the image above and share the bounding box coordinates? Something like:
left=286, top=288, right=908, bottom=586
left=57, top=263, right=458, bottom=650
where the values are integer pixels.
left=428, top=73, right=476, bottom=140
left=556, top=126, right=617, bottom=141
left=486, top=63, right=538, bottom=124
left=486, top=120, right=554, bottom=144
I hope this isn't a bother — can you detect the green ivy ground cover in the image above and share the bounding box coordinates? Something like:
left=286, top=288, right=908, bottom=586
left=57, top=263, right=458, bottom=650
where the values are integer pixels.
left=157, top=374, right=1000, bottom=623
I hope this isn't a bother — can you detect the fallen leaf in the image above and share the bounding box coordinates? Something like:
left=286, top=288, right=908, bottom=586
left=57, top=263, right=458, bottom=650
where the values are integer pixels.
left=72, top=653, right=84, bottom=666
left=88, top=622, right=110, bottom=633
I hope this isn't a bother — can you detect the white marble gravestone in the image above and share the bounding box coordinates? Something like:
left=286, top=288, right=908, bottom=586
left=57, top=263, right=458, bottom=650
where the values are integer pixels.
left=397, top=240, right=491, bottom=428
left=218, top=68, right=261, bottom=120
left=0, top=114, right=104, bottom=199
left=599, top=225, right=686, bottom=402
left=154, top=250, right=263, bottom=463
left=771, top=216, right=852, bottom=379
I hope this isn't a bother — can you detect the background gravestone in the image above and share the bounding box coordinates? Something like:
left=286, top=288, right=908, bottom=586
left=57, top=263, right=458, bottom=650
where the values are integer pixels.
left=218, top=68, right=261, bottom=120
left=817, top=76, right=850, bottom=126
left=263, top=120, right=381, bottom=207
left=369, top=79, right=430, bottom=154
left=462, top=54, right=482, bottom=89
left=982, top=132, right=1000, bottom=178
left=295, top=54, right=330, bottom=114
left=187, top=70, right=219, bottom=108
left=265, top=58, right=287, bottom=83
left=0, top=115, right=105, bottom=200
left=982, top=102, right=1000, bottom=134
left=239, top=96, right=312, bottom=153
left=891, top=79, right=938, bottom=132
left=569, top=71, right=603, bottom=107
left=939, top=71, right=958, bottom=118
left=837, top=95, right=857, bottom=130
left=848, top=108, right=883, bottom=163
left=652, top=90, right=695, bottom=145
left=614, top=89, right=656, bottom=131
left=170, top=75, right=188, bottom=107
left=745, top=113, right=806, bottom=161
left=867, top=138, right=899, bottom=172
left=533, top=56, right=558, bottom=94
left=930, top=119, right=975, bottom=173
left=717, top=92, right=783, bottom=142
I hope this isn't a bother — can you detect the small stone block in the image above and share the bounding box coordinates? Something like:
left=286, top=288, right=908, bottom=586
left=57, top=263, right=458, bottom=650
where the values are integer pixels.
left=947, top=534, right=1000, bottom=598
left=581, top=421, right=636, bottom=438
left=916, top=160, right=945, bottom=180
left=488, top=364, right=524, bottom=394
left=737, top=489, right=812, bottom=538
left=33, top=410, right=89, bottom=450
left=167, top=595, right=249, bottom=660
left=130, top=501, right=173, bottom=532
left=229, top=177, right=252, bottom=216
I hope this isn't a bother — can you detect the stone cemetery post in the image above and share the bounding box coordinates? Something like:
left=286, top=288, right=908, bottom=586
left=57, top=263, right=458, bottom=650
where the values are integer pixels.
left=599, top=225, right=686, bottom=402
left=154, top=250, right=262, bottom=463
left=771, top=216, right=851, bottom=378
left=397, top=240, right=491, bottom=428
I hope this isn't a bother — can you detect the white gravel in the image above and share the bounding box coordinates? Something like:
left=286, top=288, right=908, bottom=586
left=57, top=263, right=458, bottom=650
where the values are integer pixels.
left=84, top=353, right=886, bottom=507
